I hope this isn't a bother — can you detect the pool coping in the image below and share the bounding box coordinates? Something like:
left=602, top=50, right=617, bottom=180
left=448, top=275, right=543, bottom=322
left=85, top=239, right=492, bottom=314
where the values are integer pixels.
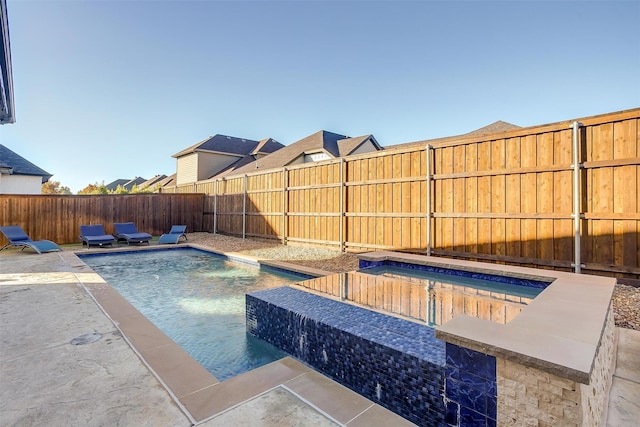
left=358, top=251, right=616, bottom=384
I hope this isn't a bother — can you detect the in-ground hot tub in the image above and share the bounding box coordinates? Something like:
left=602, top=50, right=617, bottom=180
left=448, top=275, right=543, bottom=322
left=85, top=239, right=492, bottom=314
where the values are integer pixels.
left=247, top=252, right=616, bottom=426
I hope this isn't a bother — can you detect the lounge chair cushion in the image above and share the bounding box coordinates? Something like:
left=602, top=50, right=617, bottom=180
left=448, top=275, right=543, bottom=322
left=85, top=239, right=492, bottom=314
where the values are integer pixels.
left=158, top=225, right=187, bottom=245
left=113, top=222, right=152, bottom=244
left=0, top=225, right=62, bottom=254
left=80, top=225, right=116, bottom=247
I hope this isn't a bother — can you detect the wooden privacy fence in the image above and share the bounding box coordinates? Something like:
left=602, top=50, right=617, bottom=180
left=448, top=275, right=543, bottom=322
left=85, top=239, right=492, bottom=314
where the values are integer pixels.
left=150, top=109, right=640, bottom=278
left=0, top=194, right=206, bottom=246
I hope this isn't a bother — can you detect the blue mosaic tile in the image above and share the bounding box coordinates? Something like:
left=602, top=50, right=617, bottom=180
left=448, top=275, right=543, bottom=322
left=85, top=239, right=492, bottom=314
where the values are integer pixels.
left=384, top=260, right=550, bottom=290
left=246, top=287, right=447, bottom=426
left=358, top=260, right=386, bottom=269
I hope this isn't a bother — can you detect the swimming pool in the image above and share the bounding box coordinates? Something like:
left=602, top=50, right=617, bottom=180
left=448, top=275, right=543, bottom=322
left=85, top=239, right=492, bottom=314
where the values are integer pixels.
left=80, top=248, right=305, bottom=381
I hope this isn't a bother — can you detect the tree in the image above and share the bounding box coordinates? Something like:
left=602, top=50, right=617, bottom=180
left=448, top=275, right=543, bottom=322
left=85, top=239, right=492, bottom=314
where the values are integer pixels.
left=42, top=180, right=71, bottom=194
left=78, top=182, right=109, bottom=194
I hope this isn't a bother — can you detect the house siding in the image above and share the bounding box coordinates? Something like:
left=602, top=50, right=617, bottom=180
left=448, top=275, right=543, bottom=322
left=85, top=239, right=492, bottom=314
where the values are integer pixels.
left=197, top=152, right=242, bottom=181
left=0, top=174, right=43, bottom=194
left=176, top=153, right=199, bottom=185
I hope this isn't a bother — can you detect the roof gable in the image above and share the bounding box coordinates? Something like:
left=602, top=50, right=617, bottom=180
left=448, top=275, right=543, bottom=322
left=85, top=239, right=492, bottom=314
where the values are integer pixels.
left=465, top=120, right=520, bottom=136
left=0, top=144, right=52, bottom=182
left=337, top=135, right=382, bottom=156
left=252, top=138, right=285, bottom=155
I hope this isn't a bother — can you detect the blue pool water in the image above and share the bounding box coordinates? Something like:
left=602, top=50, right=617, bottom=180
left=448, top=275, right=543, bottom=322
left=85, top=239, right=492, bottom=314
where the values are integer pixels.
left=80, top=248, right=304, bottom=381
left=361, top=265, right=544, bottom=299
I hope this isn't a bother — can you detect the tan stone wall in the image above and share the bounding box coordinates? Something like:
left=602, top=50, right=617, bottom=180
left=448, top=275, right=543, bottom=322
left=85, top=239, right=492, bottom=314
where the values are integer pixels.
left=496, top=303, right=615, bottom=426
left=580, top=304, right=616, bottom=426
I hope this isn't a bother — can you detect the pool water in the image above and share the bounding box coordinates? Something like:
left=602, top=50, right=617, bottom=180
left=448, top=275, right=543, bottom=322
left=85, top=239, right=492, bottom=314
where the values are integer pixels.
left=297, top=266, right=544, bottom=326
left=80, top=248, right=302, bottom=381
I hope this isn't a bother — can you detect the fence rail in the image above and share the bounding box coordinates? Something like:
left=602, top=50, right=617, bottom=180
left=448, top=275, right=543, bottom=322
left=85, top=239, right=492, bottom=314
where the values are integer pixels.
left=162, top=108, right=639, bottom=278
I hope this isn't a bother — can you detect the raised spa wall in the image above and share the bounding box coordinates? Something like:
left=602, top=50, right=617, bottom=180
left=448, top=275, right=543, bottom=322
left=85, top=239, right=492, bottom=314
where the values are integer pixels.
left=247, top=252, right=616, bottom=426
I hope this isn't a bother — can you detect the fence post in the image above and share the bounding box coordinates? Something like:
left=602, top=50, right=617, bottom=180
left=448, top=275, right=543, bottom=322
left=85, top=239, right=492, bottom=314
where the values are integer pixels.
left=340, top=158, right=345, bottom=252
left=213, top=179, right=218, bottom=234
left=282, top=167, right=287, bottom=245
left=571, top=121, right=584, bottom=274
left=243, top=174, right=247, bottom=240
left=425, top=144, right=432, bottom=256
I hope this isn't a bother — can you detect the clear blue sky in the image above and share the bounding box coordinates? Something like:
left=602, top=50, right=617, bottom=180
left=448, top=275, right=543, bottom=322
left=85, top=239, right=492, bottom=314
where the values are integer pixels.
left=1, top=0, right=639, bottom=193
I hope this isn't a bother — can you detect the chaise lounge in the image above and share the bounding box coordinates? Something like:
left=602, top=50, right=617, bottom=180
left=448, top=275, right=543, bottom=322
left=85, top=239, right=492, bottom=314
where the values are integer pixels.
left=113, top=222, right=152, bottom=245
left=158, top=225, right=188, bottom=245
left=80, top=224, right=116, bottom=248
left=0, top=225, right=62, bottom=254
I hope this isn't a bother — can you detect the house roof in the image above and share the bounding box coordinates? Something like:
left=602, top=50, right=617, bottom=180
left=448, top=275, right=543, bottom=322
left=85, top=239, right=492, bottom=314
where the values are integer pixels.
left=105, top=179, right=129, bottom=191
left=172, top=134, right=265, bottom=158
left=337, top=135, right=382, bottom=156
left=123, top=177, right=146, bottom=191
left=155, top=174, right=176, bottom=188
left=252, top=138, right=284, bottom=156
left=140, top=174, right=167, bottom=189
left=0, top=0, right=15, bottom=124
left=0, top=144, right=52, bottom=182
left=465, top=120, right=521, bottom=135
left=223, top=130, right=350, bottom=176
left=387, top=120, right=522, bottom=151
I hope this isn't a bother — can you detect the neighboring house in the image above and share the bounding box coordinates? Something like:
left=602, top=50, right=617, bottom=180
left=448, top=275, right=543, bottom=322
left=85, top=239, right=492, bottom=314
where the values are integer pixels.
left=172, top=135, right=284, bottom=185
left=387, top=120, right=521, bottom=151
left=105, top=179, right=129, bottom=192
left=106, top=177, right=147, bottom=192
left=139, top=174, right=167, bottom=190
left=0, top=0, right=15, bottom=124
left=218, top=130, right=382, bottom=177
left=0, top=144, right=52, bottom=194
left=153, top=173, right=176, bottom=190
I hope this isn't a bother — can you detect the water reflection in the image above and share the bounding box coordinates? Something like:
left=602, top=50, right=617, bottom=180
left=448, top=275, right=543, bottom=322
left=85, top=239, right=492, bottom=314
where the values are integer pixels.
left=296, top=270, right=537, bottom=326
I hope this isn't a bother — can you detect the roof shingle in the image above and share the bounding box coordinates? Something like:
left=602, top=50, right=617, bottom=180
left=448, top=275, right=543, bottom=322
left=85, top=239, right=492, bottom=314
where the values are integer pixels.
left=0, top=144, right=52, bottom=182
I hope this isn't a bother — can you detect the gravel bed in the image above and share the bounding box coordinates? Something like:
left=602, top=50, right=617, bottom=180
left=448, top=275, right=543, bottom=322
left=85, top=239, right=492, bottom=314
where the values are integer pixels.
left=187, top=232, right=639, bottom=331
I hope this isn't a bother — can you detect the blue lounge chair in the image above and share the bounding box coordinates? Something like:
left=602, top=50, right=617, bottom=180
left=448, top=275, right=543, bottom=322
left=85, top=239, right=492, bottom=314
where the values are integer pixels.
left=0, top=225, right=62, bottom=254
left=80, top=224, right=116, bottom=248
left=158, top=225, right=187, bottom=245
left=113, top=222, right=152, bottom=245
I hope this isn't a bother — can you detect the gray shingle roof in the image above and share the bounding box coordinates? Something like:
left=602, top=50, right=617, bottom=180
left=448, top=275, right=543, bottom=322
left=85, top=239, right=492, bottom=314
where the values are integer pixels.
left=337, top=135, right=382, bottom=156
left=465, top=120, right=520, bottom=135
left=387, top=120, right=522, bottom=151
left=172, top=134, right=263, bottom=158
left=140, top=174, right=168, bottom=189
left=223, top=130, right=349, bottom=176
left=0, top=144, right=52, bottom=182
left=105, top=179, right=129, bottom=191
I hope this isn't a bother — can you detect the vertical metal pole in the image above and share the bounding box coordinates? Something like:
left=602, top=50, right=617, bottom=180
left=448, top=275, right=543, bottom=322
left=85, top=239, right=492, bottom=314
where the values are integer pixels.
left=213, top=179, right=218, bottom=234
left=340, top=158, right=345, bottom=252
left=243, top=174, right=247, bottom=240
left=282, top=168, right=287, bottom=245
left=425, top=144, right=432, bottom=256
left=571, top=121, right=583, bottom=273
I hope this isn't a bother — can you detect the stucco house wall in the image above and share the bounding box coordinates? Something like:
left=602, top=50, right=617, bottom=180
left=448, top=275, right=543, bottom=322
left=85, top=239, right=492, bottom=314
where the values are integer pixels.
left=0, top=173, right=43, bottom=194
